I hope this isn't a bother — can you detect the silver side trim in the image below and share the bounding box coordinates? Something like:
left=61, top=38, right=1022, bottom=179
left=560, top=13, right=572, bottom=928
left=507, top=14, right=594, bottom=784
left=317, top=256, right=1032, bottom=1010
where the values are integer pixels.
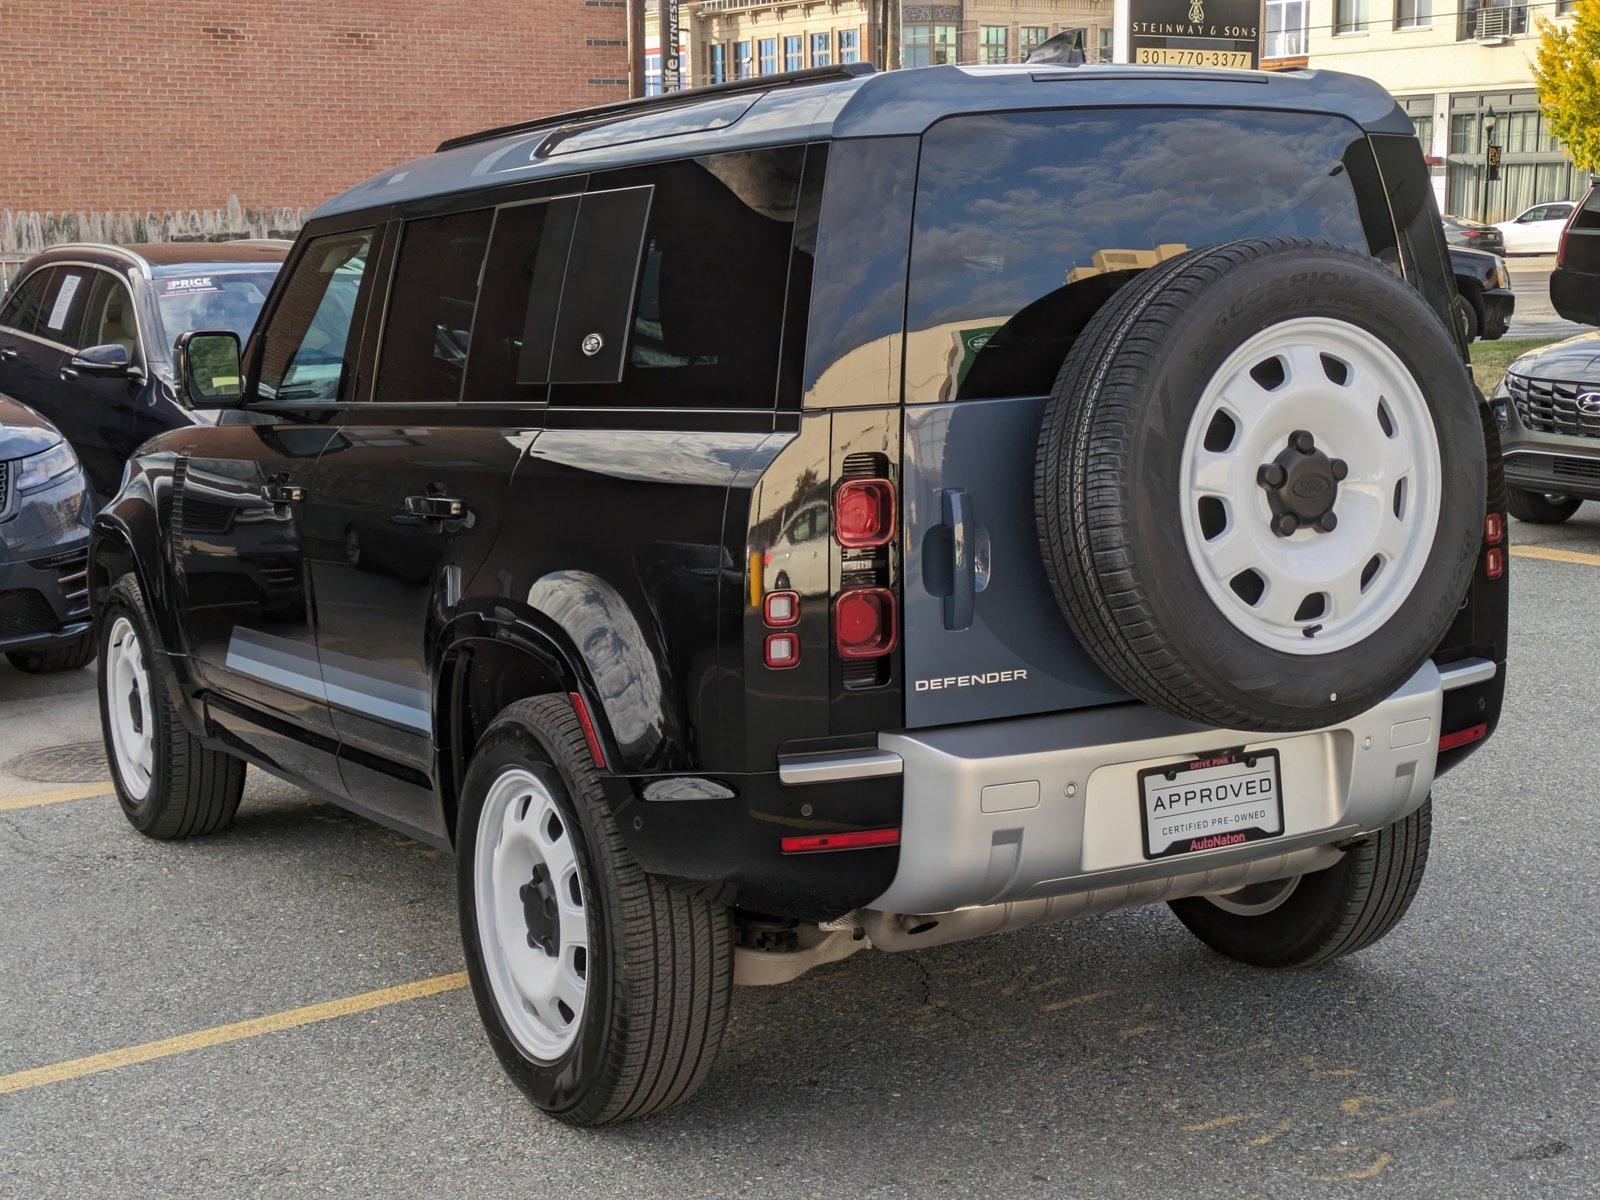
left=1439, top=658, right=1497, bottom=691
left=778, top=749, right=904, bottom=786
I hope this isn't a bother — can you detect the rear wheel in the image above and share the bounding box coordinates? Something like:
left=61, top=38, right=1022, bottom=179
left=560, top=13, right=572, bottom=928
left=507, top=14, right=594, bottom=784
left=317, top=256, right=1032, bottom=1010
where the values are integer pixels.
left=98, top=574, right=244, bottom=838
left=1506, top=486, right=1581, bottom=524
left=1169, top=798, right=1431, bottom=967
left=7, top=630, right=95, bottom=674
left=457, top=695, right=733, bottom=1125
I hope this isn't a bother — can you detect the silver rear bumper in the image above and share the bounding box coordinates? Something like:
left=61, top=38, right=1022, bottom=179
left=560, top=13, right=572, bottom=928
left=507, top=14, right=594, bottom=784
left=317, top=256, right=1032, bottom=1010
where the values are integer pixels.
left=867, top=661, right=1484, bottom=915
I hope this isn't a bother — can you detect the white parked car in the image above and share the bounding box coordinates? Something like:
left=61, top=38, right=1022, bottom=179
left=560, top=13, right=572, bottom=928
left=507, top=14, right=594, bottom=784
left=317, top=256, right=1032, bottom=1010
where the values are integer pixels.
left=1495, top=200, right=1578, bottom=254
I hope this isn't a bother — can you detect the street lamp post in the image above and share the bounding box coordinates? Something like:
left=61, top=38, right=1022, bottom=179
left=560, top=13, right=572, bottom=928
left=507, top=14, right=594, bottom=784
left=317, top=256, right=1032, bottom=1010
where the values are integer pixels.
left=1481, top=106, right=1499, bottom=222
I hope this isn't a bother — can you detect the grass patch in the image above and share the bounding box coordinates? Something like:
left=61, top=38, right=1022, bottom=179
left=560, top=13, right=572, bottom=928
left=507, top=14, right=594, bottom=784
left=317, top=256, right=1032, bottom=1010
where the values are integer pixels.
left=1470, top=337, right=1558, bottom=393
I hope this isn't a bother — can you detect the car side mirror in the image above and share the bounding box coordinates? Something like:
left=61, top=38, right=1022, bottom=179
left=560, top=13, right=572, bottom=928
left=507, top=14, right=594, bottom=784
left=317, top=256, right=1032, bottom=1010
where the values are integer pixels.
left=175, top=330, right=243, bottom=407
left=70, top=343, right=135, bottom=374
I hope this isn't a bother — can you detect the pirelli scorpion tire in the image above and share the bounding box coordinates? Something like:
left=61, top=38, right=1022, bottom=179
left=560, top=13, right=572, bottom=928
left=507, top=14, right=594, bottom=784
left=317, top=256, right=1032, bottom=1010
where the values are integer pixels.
left=457, top=696, right=733, bottom=1125
left=1036, top=238, right=1487, bottom=732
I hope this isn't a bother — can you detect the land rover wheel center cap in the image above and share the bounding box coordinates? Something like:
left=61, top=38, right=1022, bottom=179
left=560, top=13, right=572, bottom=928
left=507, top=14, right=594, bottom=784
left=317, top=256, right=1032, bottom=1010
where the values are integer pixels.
left=1257, top=429, right=1348, bottom=537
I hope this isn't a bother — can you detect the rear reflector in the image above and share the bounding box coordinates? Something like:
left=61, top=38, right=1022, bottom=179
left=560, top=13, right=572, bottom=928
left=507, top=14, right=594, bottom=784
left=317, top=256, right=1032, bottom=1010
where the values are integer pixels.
left=834, top=478, right=896, bottom=548
left=763, top=590, right=799, bottom=628
left=568, top=691, right=607, bottom=768
left=834, top=586, right=897, bottom=658
left=764, top=632, right=800, bottom=669
left=1485, top=547, right=1506, bottom=579
left=781, top=827, right=901, bottom=854
left=1439, top=723, right=1488, bottom=752
left=1484, top=513, right=1504, bottom=545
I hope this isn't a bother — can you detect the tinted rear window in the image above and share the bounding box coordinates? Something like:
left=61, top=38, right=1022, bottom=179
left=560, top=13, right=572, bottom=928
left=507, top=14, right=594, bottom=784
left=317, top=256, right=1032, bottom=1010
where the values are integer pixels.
left=908, top=108, right=1378, bottom=401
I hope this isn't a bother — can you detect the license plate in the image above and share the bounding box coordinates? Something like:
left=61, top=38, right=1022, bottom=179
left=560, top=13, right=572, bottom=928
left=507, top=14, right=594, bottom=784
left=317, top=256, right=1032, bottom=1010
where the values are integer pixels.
left=1138, top=748, right=1284, bottom=860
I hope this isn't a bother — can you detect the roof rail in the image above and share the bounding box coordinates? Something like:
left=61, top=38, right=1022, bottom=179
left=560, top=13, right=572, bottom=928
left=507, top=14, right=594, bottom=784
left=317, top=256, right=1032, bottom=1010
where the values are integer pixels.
left=435, top=62, right=875, bottom=154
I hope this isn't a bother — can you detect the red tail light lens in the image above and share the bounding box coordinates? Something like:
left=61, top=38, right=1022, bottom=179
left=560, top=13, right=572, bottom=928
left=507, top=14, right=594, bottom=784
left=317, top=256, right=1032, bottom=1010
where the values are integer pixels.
left=1485, top=547, right=1506, bottom=579
left=1485, top=513, right=1504, bottom=545
left=763, top=590, right=799, bottom=628
left=1439, top=722, right=1488, bottom=752
left=835, top=586, right=897, bottom=658
left=764, top=632, right=800, bottom=669
left=834, top=478, right=896, bottom=548
left=781, top=827, right=901, bottom=854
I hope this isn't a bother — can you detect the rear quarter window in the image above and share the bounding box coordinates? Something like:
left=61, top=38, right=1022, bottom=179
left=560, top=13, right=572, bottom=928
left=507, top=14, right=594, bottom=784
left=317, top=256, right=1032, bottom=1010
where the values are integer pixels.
left=907, top=108, right=1383, bottom=402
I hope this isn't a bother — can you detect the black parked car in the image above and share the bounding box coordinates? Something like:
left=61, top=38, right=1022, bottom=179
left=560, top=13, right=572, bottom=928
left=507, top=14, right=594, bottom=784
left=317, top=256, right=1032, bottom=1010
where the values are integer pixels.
left=1442, top=214, right=1505, bottom=256
left=89, top=63, right=1505, bottom=1124
left=1450, top=244, right=1514, bottom=341
left=1551, top=180, right=1600, bottom=327
left=0, top=396, right=95, bottom=672
left=1490, top=329, right=1600, bottom=522
left=0, top=241, right=287, bottom=503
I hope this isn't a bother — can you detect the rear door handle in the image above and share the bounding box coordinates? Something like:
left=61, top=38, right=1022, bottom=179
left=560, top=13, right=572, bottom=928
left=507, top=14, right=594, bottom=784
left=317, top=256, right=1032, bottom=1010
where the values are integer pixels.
left=262, top=482, right=305, bottom=504
left=58, top=367, right=79, bottom=381
left=0, top=347, right=17, bottom=362
left=403, top=494, right=468, bottom=521
left=942, top=487, right=975, bottom=632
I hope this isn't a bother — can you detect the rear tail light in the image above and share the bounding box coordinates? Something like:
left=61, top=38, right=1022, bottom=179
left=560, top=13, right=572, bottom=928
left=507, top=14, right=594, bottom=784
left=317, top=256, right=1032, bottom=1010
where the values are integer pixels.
left=1485, top=547, right=1505, bottom=579
left=781, top=827, right=901, bottom=854
left=763, top=590, right=799, bottom=628
left=764, top=632, right=800, bottom=669
left=834, top=586, right=897, bottom=658
left=833, top=478, right=896, bottom=548
left=1439, top=722, right=1488, bottom=752
left=1485, top=513, right=1504, bottom=545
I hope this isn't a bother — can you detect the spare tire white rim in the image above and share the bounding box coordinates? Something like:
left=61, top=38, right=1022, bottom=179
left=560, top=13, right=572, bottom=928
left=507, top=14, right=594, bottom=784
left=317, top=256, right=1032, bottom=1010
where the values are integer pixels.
left=474, top=766, right=589, bottom=1062
left=1180, top=316, right=1443, bottom=656
left=105, top=615, right=154, bottom=797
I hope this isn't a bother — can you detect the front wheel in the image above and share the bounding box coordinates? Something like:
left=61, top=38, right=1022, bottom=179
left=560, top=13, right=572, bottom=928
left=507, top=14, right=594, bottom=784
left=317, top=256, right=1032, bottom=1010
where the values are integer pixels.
left=457, top=695, right=733, bottom=1125
left=1506, top=487, right=1581, bottom=524
left=1168, top=798, right=1431, bottom=967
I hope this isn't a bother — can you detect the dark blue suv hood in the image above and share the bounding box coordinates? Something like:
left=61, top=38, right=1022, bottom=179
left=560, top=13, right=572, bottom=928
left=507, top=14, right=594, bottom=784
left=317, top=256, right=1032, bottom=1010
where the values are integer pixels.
left=0, top=395, right=63, bottom=460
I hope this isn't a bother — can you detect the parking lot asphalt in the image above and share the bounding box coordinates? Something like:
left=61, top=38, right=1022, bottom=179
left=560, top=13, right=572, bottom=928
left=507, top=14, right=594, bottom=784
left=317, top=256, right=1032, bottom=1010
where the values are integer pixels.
left=2, top=522, right=1597, bottom=1199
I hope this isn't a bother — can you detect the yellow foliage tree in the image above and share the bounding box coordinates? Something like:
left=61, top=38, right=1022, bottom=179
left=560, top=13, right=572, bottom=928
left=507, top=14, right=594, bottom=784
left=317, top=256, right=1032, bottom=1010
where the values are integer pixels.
left=1534, top=0, right=1600, bottom=173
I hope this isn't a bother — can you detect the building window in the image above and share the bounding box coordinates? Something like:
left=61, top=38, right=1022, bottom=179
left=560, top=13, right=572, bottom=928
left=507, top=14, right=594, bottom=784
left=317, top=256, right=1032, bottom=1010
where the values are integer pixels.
left=644, top=50, right=662, bottom=96
left=783, top=35, right=803, bottom=72
left=1265, top=0, right=1309, bottom=55
left=838, top=28, right=859, bottom=63
left=758, top=37, right=776, bottom=75
left=1502, top=109, right=1539, bottom=153
left=980, top=26, right=1008, bottom=64
left=1458, top=0, right=1528, bottom=39
left=1449, top=113, right=1480, bottom=155
left=811, top=32, right=831, bottom=66
left=1096, top=26, right=1114, bottom=62
left=1020, top=26, right=1049, bottom=57
left=903, top=24, right=956, bottom=68
left=1396, top=0, right=1431, bottom=27
left=708, top=43, right=727, bottom=84
left=1334, top=0, right=1367, bottom=34
left=1412, top=114, right=1435, bottom=154
left=735, top=41, right=752, bottom=79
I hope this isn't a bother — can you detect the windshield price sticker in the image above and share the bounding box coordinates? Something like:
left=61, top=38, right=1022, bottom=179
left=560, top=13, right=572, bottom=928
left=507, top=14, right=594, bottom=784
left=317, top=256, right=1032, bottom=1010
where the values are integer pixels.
left=162, top=276, right=221, bottom=296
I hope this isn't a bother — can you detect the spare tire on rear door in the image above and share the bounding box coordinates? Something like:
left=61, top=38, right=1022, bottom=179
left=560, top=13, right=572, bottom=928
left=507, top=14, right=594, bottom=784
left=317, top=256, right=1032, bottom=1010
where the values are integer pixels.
left=1035, top=238, right=1486, bottom=732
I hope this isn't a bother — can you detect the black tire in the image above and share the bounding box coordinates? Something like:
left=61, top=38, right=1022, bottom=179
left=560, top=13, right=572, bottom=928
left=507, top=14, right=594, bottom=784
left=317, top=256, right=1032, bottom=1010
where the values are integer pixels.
left=1454, top=289, right=1481, bottom=342
left=1035, top=238, right=1486, bottom=732
left=98, top=573, right=245, bottom=838
left=7, top=630, right=96, bottom=674
left=457, top=695, right=733, bottom=1125
left=1506, top=486, right=1581, bottom=524
left=1169, top=797, right=1431, bottom=967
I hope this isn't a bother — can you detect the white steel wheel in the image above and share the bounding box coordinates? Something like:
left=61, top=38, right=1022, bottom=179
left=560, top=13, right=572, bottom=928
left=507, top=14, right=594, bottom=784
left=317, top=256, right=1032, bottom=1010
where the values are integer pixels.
left=473, top=766, right=590, bottom=1062
left=104, top=615, right=154, bottom=797
left=1206, top=876, right=1302, bottom=917
left=1180, top=317, right=1443, bottom=656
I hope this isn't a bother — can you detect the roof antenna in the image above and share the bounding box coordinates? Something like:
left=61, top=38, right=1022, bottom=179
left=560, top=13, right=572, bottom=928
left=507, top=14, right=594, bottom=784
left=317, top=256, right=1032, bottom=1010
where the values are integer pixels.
left=1025, top=29, right=1087, bottom=67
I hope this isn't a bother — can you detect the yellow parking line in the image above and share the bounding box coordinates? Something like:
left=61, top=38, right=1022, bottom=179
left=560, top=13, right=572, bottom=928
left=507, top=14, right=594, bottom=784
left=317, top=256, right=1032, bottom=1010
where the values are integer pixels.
left=0, top=972, right=470, bottom=1096
left=0, top=782, right=114, bottom=812
left=1510, top=545, right=1600, bottom=568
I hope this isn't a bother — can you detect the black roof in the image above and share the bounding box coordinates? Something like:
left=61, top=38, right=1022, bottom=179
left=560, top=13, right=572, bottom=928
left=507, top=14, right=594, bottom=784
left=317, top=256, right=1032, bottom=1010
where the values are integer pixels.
left=317, top=63, right=1411, bottom=220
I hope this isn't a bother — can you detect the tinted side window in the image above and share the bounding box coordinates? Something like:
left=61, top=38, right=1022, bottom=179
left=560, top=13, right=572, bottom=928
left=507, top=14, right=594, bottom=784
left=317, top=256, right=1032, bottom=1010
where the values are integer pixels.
left=908, top=109, right=1374, bottom=401
left=462, top=196, right=580, bottom=402
left=1370, top=134, right=1454, bottom=327
left=548, top=146, right=805, bottom=409
left=374, top=209, right=492, bottom=402
left=0, top=267, right=56, bottom=334
left=257, top=228, right=373, bottom=403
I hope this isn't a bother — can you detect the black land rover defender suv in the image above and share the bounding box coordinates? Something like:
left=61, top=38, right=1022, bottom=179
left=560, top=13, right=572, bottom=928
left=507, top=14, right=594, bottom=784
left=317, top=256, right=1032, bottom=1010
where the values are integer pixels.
left=90, top=63, right=1507, bottom=1125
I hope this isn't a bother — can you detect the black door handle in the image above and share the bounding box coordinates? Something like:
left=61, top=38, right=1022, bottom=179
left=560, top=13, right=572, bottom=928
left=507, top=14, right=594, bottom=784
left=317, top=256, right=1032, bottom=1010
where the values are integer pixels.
left=942, top=488, right=975, bottom=632
left=0, top=347, right=17, bottom=362
left=262, top=482, right=305, bottom=504
left=58, top=367, right=79, bottom=381
left=403, top=494, right=468, bottom=521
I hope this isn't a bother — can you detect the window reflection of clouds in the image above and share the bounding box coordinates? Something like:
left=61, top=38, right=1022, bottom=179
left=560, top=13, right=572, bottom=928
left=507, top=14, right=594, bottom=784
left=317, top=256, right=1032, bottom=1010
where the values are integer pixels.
left=909, top=110, right=1368, bottom=332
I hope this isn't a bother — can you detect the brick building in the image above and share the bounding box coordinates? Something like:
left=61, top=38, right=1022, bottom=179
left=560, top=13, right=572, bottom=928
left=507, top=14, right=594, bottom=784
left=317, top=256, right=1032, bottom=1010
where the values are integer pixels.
left=0, top=0, right=629, bottom=256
